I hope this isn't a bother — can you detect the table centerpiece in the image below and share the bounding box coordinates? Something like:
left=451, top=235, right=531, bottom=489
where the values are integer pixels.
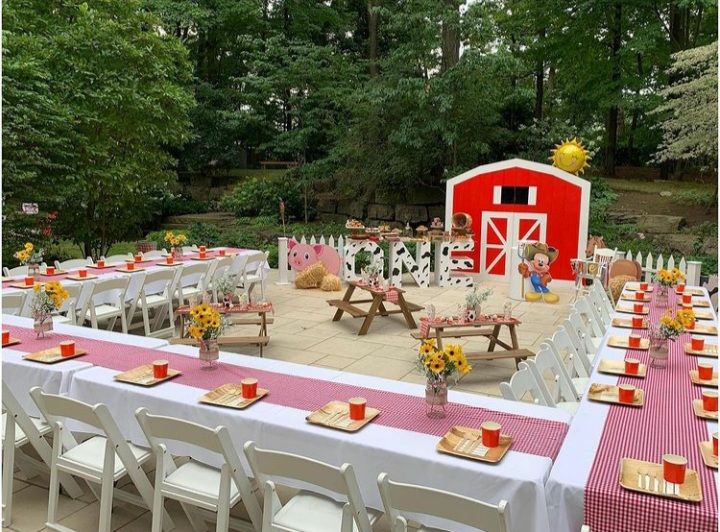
left=465, top=285, right=493, bottom=320
left=30, top=281, right=69, bottom=338
left=14, top=242, right=44, bottom=278
left=417, top=339, right=471, bottom=418
left=648, top=309, right=693, bottom=368
left=654, top=267, right=684, bottom=306
left=164, top=231, right=188, bottom=258
left=187, top=303, right=226, bottom=368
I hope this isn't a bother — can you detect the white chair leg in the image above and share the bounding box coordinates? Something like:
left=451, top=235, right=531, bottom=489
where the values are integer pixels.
left=46, top=433, right=62, bottom=528
left=216, top=469, right=231, bottom=532
left=3, top=422, right=16, bottom=526
left=98, top=440, right=115, bottom=532
left=142, top=304, right=152, bottom=337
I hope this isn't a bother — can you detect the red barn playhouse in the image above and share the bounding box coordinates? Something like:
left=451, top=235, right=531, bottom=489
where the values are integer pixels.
left=445, top=159, right=591, bottom=282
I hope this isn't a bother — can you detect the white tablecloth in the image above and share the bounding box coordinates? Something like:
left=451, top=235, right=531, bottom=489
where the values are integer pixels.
left=68, top=344, right=570, bottom=532
left=546, top=288, right=718, bottom=531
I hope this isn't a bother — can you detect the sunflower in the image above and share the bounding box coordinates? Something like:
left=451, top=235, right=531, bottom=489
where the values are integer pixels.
left=428, top=356, right=445, bottom=374
left=24, top=242, right=33, bottom=251
left=419, top=341, right=435, bottom=355
left=188, top=325, right=204, bottom=340
left=443, top=343, right=462, bottom=359
left=33, top=284, right=41, bottom=293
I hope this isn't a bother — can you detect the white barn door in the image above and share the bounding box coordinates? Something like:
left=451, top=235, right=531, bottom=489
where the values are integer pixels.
left=479, top=212, right=547, bottom=281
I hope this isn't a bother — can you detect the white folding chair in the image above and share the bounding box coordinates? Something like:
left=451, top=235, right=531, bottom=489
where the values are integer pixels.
left=54, top=257, right=93, bottom=271
left=240, top=252, right=269, bottom=300
left=574, top=297, right=606, bottom=337
left=587, top=285, right=612, bottom=328
left=175, top=262, right=212, bottom=306
left=101, top=253, right=133, bottom=265
left=499, top=366, right=549, bottom=406
left=51, top=283, right=85, bottom=326
left=377, top=472, right=510, bottom=532
left=546, top=328, right=592, bottom=384
left=83, top=276, right=130, bottom=333
left=564, top=311, right=599, bottom=357
left=590, top=281, right=614, bottom=315
left=520, top=346, right=580, bottom=415
left=206, top=257, right=235, bottom=303
left=3, top=264, right=46, bottom=278
left=244, top=441, right=380, bottom=532
left=29, top=388, right=173, bottom=532
left=592, top=247, right=617, bottom=266
left=141, top=249, right=169, bottom=259
left=129, top=270, right=177, bottom=338
left=2, top=292, right=26, bottom=316
left=135, top=408, right=262, bottom=532
left=2, top=384, right=83, bottom=526
left=182, top=245, right=199, bottom=254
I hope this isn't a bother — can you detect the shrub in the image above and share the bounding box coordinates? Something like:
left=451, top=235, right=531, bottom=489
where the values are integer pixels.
left=219, top=174, right=311, bottom=221
left=187, top=222, right=222, bottom=247
left=161, top=193, right=211, bottom=216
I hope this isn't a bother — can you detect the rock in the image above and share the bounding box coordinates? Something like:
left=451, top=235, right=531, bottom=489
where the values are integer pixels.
left=336, top=200, right=365, bottom=219
left=635, top=215, right=686, bottom=233
left=395, top=204, right=428, bottom=224
left=367, top=203, right=395, bottom=220
left=659, top=191, right=673, bottom=197
left=648, top=233, right=697, bottom=256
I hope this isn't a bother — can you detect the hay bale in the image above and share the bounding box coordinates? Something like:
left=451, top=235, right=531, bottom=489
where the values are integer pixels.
left=320, top=274, right=342, bottom=291
left=295, top=262, right=327, bottom=289
left=609, top=275, right=636, bottom=303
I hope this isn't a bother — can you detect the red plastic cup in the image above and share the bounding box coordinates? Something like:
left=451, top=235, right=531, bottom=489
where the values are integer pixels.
left=692, top=336, right=705, bottom=351
left=698, top=362, right=713, bottom=380
left=631, top=316, right=644, bottom=328
left=60, top=341, right=75, bottom=357
left=166, top=257, right=174, bottom=265
left=2, top=330, right=9, bottom=344
left=481, top=421, right=501, bottom=448
left=199, top=246, right=206, bottom=253
left=702, top=390, right=718, bottom=412
left=635, top=291, right=645, bottom=301
left=126, top=262, right=135, bottom=271
left=219, top=249, right=226, bottom=256
left=79, top=269, right=88, bottom=278
left=663, top=454, right=687, bottom=484
left=628, top=334, right=641, bottom=348
left=618, top=384, right=636, bottom=404
left=152, top=360, right=169, bottom=379
left=676, top=283, right=686, bottom=293
left=713, top=433, right=718, bottom=457
left=348, top=397, right=367, bottom=420
left=682, top=293, right=692, bottom=305
left=97, top=260, right=105, bottom=268
left=633, top=303, right=644, bottom=313
left=241, top=378, right=258, bottom=399
left=199, top=251, right=206, bottom=259
left=625, top=358, right=640, bottom=375
left=46, top=266, right=55, bottom=275
left=134, top=254, right=142, bottom=263
left=24, top=276, right=34, bottom=286
left=639, top=282, right=649, bottom=291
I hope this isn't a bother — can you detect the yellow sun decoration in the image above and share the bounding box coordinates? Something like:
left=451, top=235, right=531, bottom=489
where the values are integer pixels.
left=549, top=137, right=590, bottom=175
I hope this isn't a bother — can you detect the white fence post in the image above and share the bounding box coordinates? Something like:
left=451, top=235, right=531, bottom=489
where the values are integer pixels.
left=277, top=237, right=290, bottom=285
left=686, top=261, right=702, bottom=286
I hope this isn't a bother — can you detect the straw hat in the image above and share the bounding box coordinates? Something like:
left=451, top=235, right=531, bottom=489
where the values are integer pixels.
left=523, top=242, right=559, bottom=263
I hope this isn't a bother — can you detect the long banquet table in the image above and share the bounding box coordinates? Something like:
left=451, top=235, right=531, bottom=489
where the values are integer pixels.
left=546, top=286, right=718, bottom=532
left=2, top=317, right=571, bottom=532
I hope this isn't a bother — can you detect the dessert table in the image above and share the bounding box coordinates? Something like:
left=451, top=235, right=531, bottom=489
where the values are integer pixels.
left=546, top=286, right=718, bottom=532
left=327, top=281, right=424, bottom=335
left=62, top=342, right=570, bottom=532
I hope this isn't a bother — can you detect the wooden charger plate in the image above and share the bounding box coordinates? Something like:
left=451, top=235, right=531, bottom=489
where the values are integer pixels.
left=88, top=264, right=115, bottom=269
left=114, top=364, right=181, bottom=386
left=624, top=283, right=654, bottom=292
left=306, top=400, right=379, bottom=432
left=684, top=343, right=718, bottom=358
left=676, top=288, right=704, bottom=296
left=692, top=400, right=718, bottom=420
left=7, top=282, right=42, bottom=290
left=618, top=458, right=702, bottom=502
left=598, top=359, right=647, bottom=378
left=587, top=383, right=644, bottom=407
left=611, top=318, right=647, bottom=330
left=615, top=305, right=649, bottom=315
left=689, top=370, right=718, bottom=387
left=65, top=273, right=98, bottom=281
left=691, top=310, right=716, bottom=321
left=42, top=270, right=68, bottom=276
left=699, top=442, right=718, bottom=469
left=685, top=324, right=718, bottom=336
left=436, top=426, right=511, bottom=464
left=116, top=267, right=146, bottom=273
left=677, top=300, right=711, bottom=308
left=620, top=293, right=651, bottom=303
left=2, top=337, right=21, bottom=348
left=156, top=262, right=181, bottom=267
left=199, top=384, right=268, bottom=410
left=24, top=347, right=87, bottom=364
left=190, top=256, right=215, bottom=261
left=607, top=335, right=649, bottom=350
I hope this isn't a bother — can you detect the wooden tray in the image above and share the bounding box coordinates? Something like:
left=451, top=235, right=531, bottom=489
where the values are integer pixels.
left=624, top=283, right=654, bottom=292
left=199, top=384, right=268, bottom=410
left=699, top=441, right=718, bottom=469
left=684, top=343, right=718, bottom=358
left=306, top=400, right=379, bottom=432
left=692, top=310, right=716, bottom=321
left=620, top=293, right=651, bottom=303
left=436, top=426, right=512, bottom=464
left=677, top=300, right=710, bottom=308
left=676, top=288, right=704, bottom=296
left=611, top=318, right=647, bottom=330
left=607, top=335, right=649, bottom=350
left=598, top=359, right=647, bottom=378
left=689, top=370, right=718, bottom=387
left=125, top=259, right=152, bottom=264
left=587, top=383, right=645, bottom=407
left=114, top=364, right=181, bottom=386
left=23, top=347, right=87, bottom=364
left=616, top=305, right=649, bottom=315
left=2, top=337, right=21, bottom=348
left=65, top=274, right=98, bottom=281
left=88, top=264, right=115, bottom=269
left=190, top=256, right=215, bottom=261
left=116, top=267, right=146, bottom=273
left=686, top=325, right=718, bottom=336
left=42, top=270, right=68, bottom=276
left=156, top=262, right=181, bottom=267
left=7, top=282, right=42, bottom=290
left=618, top=458, right=702, bottom=502
left=692, top=399, right=718, bottom=420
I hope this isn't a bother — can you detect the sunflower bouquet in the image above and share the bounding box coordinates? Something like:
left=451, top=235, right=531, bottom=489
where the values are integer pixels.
left=164, top=231, right=188, bottom=248
left=30, top=281, right=69, bottom=337
left=187, top=303, right=225, bottom=342
left=417, top=339, right=472, bottom=383
left=676, top=307, right=696, bottom=330
left=14, top=242, right=43, bottom=266
left=654, top=267, right=685, bottom=288
left=657, top=311, right=686, bottom=340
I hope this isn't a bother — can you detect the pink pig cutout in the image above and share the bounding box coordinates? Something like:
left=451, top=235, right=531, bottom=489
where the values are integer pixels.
left=288, top=239, right=341, bottom=275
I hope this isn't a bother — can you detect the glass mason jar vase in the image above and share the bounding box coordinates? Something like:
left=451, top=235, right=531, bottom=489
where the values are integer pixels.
left=33, top=314, right=54, bottom=339
left=648, top=325, right=669, bottom=369
left=199, top=338, right=220, bottom=369
left=425, top=378, right=448, bottom=418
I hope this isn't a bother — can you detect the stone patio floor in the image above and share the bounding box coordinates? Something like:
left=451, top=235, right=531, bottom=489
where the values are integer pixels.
left=5, top=271, right=576, bottom=531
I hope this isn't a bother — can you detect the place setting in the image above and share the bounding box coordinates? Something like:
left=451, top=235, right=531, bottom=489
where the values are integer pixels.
left=306, top=397, right=380, bottom=432
left=684, top=335, right=718, bottom=357
left=606, top=334, right=649, bottom=350
left=114, top=359, right=181, bottom=386
left=619, top=454, right=702, bottom=502
left=41, top=266, right=67, bottom=276
left=623, top=281, right=653, bottom=292
left=23, top=340, right=87, bottom=364
left=2, top=329, right=21, bottom=348
left=698, top=432, right=718, bottom=470
left=611, top=315, right=647, bottom=330
left=598, top=357, right=647, bottom=378
left=87, top=259, right=114, bottom=269
left=692, top=390, right=718, bottom=420
left=587, top=383, right=645, bottom=407
left=689, top=362, right=718, bottom=386
left=65, top=268, right=98, bottom=280
left=116, top=262, right=146, bottom=273
left=619, top=290, right=652, bottom=303
left=8, top=276, right=44, bottom=290
left=436, top=422, right=512, bottom=464
left=199, top=378, right=268, bottom=410
left=615, top=302, right=649, bottom=315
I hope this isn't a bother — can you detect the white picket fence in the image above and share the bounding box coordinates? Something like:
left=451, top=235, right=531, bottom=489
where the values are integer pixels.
left=613, top=250, right=702, bottom=286
left=277, top=235, right=704, bottom=287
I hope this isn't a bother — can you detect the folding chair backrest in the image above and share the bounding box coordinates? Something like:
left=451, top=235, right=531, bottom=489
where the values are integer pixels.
left=2, top=292, right=26, bottom=316
left=574, top=297, right=605, bottom=337
left=592, top=247, right=617, bottom=265
left=377, top=473, right=509, bottom=532
left=56, top=283, right=83, bottom=314
left=529, top=344, right=579, bottom=404
left=29, top=387, right=105, bottom=431
left=243, top=252, right=267, bottom=276
left=211, top=257, right=235, bottom=280
left=141, top=269, right=176, bottom=297
left=547, top=328, right=591, bottom=378
left=499, top=366, right=548, bottom=406
left=229, top=254, right=249, bottom=277
left=56, top=258, right=93, bottom=271
left=4, top=265, right=35, bottom=278
left=588, top=285, right=611, bottom=325
left=102, top=253, right=133, bottom=265
left=135, top=408, right=224, bottom=453
left=178, top=262, right=210, bottom=289
left=3, top=383, right=48, bottom=443
left=141, top=250, right=168, bottom=259
left=244, top=441, right=372, bottom=531
left=564, top=312, right=596, bottom=357
left=89, top=276, right=130, bottom=304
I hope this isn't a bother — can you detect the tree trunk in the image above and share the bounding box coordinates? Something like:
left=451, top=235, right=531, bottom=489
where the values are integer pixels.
left=368, top=1, right=379, bottom=77
left=440, top=0, right=460, bottom=73
left=604, top=2, right=622, bottom=177
left=534, top=28, right=545, bottom=120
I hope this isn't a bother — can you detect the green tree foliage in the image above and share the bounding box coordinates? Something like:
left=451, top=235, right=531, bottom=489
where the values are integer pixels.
left=3, top=0, right=194, bottom=259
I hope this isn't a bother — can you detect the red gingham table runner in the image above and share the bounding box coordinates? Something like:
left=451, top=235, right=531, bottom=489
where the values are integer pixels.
left=1, top=248, right=247, bottom=289
left=584, top=288, right=718, bottom=531
left=4, top=324, right=568, bottom=460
